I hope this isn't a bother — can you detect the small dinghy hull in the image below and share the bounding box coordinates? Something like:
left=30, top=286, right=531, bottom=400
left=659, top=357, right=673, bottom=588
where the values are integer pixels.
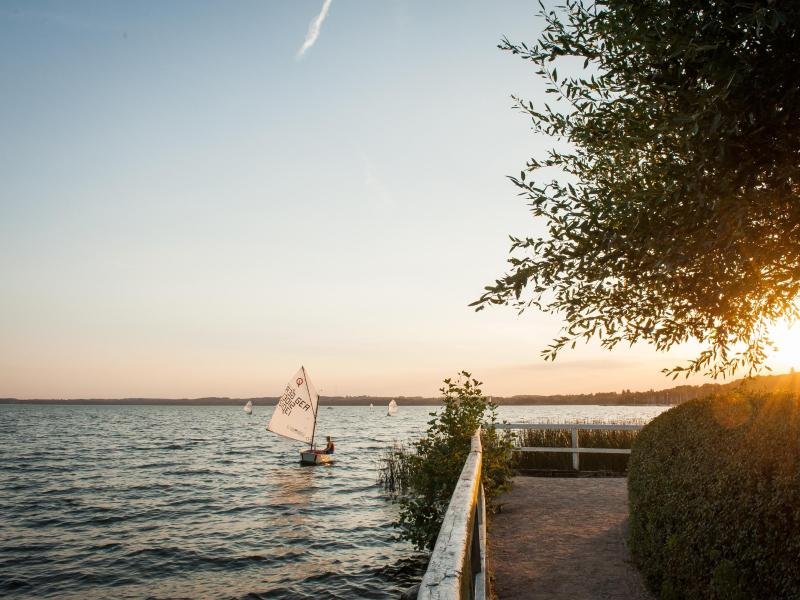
left=300, top=450, right=334, bottom=465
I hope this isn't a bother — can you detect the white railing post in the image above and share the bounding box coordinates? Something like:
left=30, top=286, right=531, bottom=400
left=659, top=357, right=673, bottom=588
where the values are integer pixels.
left=571, top=427, right=579, bottom=471
left=417, top=427, right=485, bottom=600
left=473, top=483, right=486, bottom=600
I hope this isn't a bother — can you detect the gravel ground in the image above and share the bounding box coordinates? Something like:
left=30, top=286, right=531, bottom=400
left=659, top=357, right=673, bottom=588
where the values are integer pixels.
left=488, top=477, right=654, bottom=600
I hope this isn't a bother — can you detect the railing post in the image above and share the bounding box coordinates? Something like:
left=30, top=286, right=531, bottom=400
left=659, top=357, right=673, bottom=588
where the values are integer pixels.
left=417, top=427, right=484, bottom=600
left=473, top=483, right=486, bottom=600
left=571, top=427, right=579, bottom=471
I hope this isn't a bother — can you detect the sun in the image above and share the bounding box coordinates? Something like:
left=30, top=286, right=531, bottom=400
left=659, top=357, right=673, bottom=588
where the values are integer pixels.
left=766, top=320, right=800, bottom=372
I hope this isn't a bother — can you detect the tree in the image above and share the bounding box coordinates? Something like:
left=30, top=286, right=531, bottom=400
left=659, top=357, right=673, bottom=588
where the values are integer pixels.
left=473, top=0, right=800, bottom=378
left=395, top=372, right=514, bottom=551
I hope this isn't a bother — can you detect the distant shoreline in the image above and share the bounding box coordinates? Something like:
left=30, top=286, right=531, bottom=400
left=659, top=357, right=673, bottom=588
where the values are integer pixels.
left=0, top=397, right=673, bottom=407
left=2, top=372, right=796, bottom=407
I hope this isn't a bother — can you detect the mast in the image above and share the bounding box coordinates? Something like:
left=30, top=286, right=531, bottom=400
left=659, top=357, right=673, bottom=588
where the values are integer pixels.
left=303, top=366, right=318, bottom=449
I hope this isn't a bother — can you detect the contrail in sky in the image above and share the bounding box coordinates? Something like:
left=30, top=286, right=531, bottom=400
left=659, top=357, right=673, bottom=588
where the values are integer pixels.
left=296, top=0, right=333, bottom=59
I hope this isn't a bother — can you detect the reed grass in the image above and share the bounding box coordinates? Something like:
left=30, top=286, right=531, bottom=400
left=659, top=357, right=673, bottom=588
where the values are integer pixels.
left=377, top=442, right=415, bottom=494
left=511, top=419, right=646, bottom=472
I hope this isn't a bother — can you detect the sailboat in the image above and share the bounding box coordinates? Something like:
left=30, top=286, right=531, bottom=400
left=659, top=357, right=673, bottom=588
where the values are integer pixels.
left=387, top=399, right=398, bottom=416
left=266, top=366, right=332, bottom=465
left=243, top=400, right=253, bottom=415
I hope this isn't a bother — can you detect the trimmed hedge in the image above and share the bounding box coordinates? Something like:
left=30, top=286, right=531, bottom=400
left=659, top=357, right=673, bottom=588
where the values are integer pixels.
left=628, top=392, right=800, bottom=599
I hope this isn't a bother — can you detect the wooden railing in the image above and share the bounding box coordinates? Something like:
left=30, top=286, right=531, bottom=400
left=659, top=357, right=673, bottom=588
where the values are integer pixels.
left=494, top=422, right=644, bottom=471
left=417, top=427, right=486, bottom=600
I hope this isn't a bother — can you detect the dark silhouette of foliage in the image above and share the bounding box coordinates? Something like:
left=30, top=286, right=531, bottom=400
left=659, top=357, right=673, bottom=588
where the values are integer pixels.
left=628, top=392, right=800, bottom=598
left=474, top=0, right=800, bottom=378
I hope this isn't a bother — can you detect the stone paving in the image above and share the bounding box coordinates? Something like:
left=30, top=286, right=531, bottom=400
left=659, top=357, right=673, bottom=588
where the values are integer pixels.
left=488, top=477, right=654, bottom=600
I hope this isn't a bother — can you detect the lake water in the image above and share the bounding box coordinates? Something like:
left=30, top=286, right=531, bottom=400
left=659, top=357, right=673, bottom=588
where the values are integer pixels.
left=0, top=404, right=669, bottom=599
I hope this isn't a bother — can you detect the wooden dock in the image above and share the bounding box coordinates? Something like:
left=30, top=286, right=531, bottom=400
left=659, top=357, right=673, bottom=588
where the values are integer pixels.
left=488, top=477, right=653, bottom=600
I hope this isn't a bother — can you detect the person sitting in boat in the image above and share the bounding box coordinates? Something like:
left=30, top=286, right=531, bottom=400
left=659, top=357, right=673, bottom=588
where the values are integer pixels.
left=324, top=435, right=335, bottom=454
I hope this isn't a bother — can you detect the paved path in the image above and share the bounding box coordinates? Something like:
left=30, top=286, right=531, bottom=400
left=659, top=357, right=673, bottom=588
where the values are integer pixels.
left=488, top=477, right=653, bottom=600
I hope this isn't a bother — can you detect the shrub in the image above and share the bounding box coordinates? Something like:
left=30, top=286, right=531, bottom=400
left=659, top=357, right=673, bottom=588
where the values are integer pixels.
left=628, top=392, right=800, bottom=599
left=394, top=372, right=515, bottom=551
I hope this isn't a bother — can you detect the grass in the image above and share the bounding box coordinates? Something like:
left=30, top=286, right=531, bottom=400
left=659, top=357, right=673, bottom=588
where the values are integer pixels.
left=510, top=419, right=647, bottom=473
left=377, top=442, right=414, bottom=494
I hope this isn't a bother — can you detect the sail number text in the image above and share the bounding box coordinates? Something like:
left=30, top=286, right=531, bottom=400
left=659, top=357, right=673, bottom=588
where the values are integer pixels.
left=278, top=385, right=312, bottom=415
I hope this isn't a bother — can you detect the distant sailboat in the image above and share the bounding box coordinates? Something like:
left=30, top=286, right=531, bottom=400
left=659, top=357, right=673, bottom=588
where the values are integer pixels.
left=370, top=403, right=374, bottom=410
left=266, top=366, right=332, bottom=465
left=387, top=399, right=398, bottom=416
left=243, top=400, right=253, bottom=415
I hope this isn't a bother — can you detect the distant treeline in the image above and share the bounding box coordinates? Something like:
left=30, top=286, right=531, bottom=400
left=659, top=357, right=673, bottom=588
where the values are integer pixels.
left=2, top=371, right=796, bottom=406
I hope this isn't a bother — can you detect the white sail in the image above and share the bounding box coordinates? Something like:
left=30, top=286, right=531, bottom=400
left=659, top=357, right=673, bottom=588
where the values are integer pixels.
left=266, top=366, right=319, bottom=444
left=243, top=400, right=253, bottom=414
left=387, top=399, right=398, bottom=416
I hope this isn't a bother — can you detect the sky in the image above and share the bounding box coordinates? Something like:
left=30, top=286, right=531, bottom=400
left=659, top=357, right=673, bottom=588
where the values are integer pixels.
left=1, top=1, right=796, bottom=399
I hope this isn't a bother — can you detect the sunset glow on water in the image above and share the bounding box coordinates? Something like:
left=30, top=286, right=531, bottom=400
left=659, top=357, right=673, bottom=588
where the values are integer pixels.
left=0, top=404, right=667, bottom=599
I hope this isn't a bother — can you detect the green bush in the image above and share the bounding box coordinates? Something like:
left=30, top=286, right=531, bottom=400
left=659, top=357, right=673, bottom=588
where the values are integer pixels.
left=394, top=372, right=515, bottom=551
left=628, top=392, right=800, bottom=599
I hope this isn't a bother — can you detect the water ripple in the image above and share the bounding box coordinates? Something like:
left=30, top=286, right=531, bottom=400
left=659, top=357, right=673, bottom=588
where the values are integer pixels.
left=0, top=403, right=666, bottom=598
